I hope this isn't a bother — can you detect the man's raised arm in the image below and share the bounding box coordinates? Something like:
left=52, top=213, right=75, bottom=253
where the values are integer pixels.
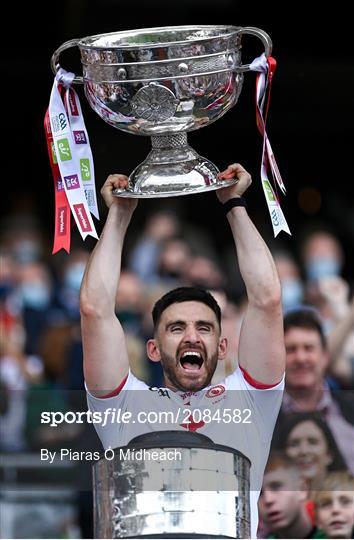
left=80, top=175, right=137, bottom=397
left=217, top=164, right=285, bottom=384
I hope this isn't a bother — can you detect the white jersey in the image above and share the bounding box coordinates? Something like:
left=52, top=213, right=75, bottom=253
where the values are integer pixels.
left=87, top=366, right=284, bottom=538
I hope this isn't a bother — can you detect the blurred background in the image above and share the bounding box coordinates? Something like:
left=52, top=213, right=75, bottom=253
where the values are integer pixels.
left=1, top=0, right=353, bottom=538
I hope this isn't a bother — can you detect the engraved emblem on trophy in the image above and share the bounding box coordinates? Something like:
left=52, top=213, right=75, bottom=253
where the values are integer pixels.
left=51, top=26, right=272, bottom=198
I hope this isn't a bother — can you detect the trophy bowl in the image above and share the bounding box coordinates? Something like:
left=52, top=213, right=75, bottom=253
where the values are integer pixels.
left=51, top=25, right=272, bottom=198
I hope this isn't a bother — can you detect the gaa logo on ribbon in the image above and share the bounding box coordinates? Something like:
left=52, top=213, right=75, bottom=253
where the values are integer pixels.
left=52, top=113, right=67, bottom=133
left=271, top=208, right=280, bottom=227
left=206, top=385, right=225, bottom=398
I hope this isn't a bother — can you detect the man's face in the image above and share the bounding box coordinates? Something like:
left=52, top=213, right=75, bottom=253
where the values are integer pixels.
left=258, top=468, right=306, bottom=532
left=317, top=491, right=354, bottom=539
left=284, top=327, right=328, bottom=391
left=147, top=301, right=227, bottom=392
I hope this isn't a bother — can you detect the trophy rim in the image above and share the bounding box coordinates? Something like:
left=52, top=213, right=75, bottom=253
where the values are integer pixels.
left=78, top=25, right=242, bottom=50
left=112, top=178, right=239, bottom=199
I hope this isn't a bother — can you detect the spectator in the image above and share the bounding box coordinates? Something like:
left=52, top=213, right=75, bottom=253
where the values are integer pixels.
left=1, top=221, right=47, bottom=265
left=280, top=307, right=354, bottom=474
left=274, top=250, right=304, bottom=312
left=128, top=210, right=181, bottom=283
left=275, top=413, right=346, bottom=491
left=157, top=237, right=191, bottom=287
left=258, top=451, right=325, bottom=538
left=55, top=248, right=90, bottom=322
left=313, top=471, right=354, bottom=539
left=0, top=319, right=43, bottom=451
left=115, top=270, right=145, bottom=336
left=181, top=254, right=226, bottom=290
left=301, top=230, right=344, bottom=284
left=300, top=230, right=345, bottom=325
left=15, top=260, right=54, bottom=355
left=317, top=277, right=354, bottom=387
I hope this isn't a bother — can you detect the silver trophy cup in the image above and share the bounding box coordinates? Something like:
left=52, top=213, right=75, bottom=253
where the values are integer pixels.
left=51, top=25, right=272, bottom=197
left=93, top=432, right=251, bottom=538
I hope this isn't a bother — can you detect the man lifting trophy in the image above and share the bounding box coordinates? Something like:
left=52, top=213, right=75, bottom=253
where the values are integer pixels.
left=46, top=25, right=287, bottom=538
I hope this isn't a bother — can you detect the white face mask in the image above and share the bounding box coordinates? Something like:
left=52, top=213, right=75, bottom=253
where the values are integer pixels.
left=306, top=257, right=341, bottom=281
left=20, top=282, right=50, bottom=309
left=13, top=240, right=42, bottom=263
left=64, top=263, right=86, bottom=293
left=281, top=278, right=304, bottom=311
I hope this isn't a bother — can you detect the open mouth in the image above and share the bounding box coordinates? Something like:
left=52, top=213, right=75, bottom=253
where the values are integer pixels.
left=179, top=351, right=204, bottom=371
left=267, top=511, right=282, bottom=523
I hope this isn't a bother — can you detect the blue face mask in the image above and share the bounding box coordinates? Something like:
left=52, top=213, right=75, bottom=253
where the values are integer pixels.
left=281, top=279, right=304, bottom=311
left=306, top=257, right=340, bottom=282
left=20, top=282, right=50, bottom=309
left=13, top=241, right=42, bottom=263
left=64, top=263, right=86, bottom=293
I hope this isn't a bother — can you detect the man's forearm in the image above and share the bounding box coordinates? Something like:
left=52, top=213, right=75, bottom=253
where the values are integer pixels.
left=227, top=207, right=281, bottom=306
left=80, top=205, right=132, bottom=316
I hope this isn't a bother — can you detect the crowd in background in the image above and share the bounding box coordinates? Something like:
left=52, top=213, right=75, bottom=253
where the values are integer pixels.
left=1, top=208, right=353, bottom=539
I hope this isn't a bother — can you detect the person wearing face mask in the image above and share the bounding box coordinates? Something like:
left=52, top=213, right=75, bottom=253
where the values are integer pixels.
left=301, top=231, right=347, bottom=326
left=302, top=231, right=344, bottom=283
left=55, top=250, right=90, bottom=321
left=15, top=262, right=53, bottom=355
left=274, top=251, right=305, bottom=312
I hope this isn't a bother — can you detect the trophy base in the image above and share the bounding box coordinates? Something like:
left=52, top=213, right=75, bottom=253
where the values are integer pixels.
left=113, top=133, right=237, bottom=198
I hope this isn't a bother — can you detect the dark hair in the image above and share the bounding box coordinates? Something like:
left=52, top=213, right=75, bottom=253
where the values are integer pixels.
left=284, top=307, right=326, bottom=349
left=152, top=286, right=221, bottom=330
left=274, top=412, right=347, bottom=472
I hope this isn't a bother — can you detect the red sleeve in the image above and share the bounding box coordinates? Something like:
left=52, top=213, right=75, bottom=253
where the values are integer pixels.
left=98, top=374, right=128, bottom=399
left=239, top=366, right=282, bottom=389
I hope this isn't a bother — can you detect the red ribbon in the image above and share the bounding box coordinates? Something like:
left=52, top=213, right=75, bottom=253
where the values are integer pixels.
left=255, top=56, right=277, bottom=136
left=44, top=107, right=71, bottom=254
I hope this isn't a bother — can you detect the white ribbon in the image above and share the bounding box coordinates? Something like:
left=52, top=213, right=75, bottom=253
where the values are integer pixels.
left=250, top=54, right=291, bottom=237
left=49, top=72, right=98, bottom=242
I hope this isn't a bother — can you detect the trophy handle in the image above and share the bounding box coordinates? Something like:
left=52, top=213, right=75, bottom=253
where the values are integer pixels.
left=237, top=27, right=273, bottom=72
left=50, top=39, right=83, bottom=84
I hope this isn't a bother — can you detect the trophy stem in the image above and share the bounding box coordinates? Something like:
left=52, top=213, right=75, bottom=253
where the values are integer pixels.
left=113, top=133, right=237, bottom=198
left=151, top=133, right=188, bottom=150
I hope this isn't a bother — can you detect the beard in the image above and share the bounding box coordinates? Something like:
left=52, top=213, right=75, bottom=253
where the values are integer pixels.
left=159, top=346, right=219, bottom=392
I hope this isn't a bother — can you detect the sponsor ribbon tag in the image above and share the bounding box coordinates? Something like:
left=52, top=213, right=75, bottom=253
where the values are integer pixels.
left=250, top=54, right=291, bottom=237
left=64, top=87, right=99, bottom=219
left=46, top=68, right=99, bottom=253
